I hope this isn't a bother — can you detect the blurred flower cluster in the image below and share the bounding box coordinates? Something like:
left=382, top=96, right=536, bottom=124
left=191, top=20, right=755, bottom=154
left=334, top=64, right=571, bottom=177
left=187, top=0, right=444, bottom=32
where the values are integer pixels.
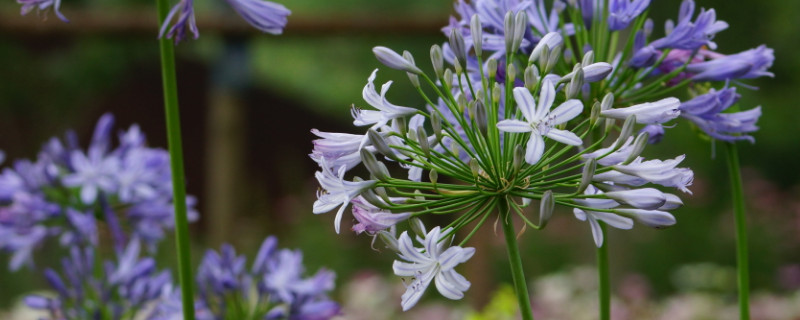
left=0, top=114, right=339, bottom=320
left=0, top=113, right=196, bottom=271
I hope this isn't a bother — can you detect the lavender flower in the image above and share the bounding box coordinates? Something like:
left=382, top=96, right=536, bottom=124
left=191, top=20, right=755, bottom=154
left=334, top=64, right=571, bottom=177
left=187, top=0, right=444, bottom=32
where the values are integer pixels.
left=160, top=0, right=199, bottom=45
left=0, top=113, right=198, bottom=270
left=608, top=0, right=650, bottom=31
left=679, top=86, right=762, bottom=142
left=687, top=45, right=775, bottom=81
left=650, top=0, right=728, bottom=50
left=17, top=0, right=68, bottom=22
left=225, top=0, right=291, bottom=34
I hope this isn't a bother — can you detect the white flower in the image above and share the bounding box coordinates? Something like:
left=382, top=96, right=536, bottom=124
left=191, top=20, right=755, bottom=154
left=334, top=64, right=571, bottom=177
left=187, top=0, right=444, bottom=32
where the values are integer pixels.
left=392, top=227, right=475, bottom=311
left=573, top=186, right=634, bottom=247
left=615, top=208, right=677, bottom=228
left=313, top=161, right=377, bottom=234
left=496, top=82, right=583, bottom=164
left=604, top=188, right=667, bottom=210
left=613, top=155, right=694, bottom=193
left=600, top=97, right=681, bottom=124
left=352, top=70, right=419, bottom=130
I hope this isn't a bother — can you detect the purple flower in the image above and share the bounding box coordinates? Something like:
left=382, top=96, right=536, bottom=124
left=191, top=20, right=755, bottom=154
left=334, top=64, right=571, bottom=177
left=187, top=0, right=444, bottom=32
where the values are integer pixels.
left=608, top=0, right=650, bottom=31
left=159, top=0, right=199, bottom=45
left=639, top=124, right=665, bottom=144
left=650, top=0, right=728, bottom=50
left=61, top=149, right=119, bottom=204
left=679, top=86, right=762, bottom=142
left=17, top=0, right=68, bottom=22
left=350, top=196, right=411, bottom=234
left=225, top=0, right=291, bottom=34
left=687, top=45, right=775, bottom=81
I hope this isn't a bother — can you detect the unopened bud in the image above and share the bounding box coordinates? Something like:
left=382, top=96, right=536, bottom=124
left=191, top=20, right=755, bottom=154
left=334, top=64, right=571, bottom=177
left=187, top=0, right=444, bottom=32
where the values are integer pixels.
left=409, top=217, right=427, bottom=238
left=487, top=58, right=498, bottom=78
left=474, top=100, right=488, bottom=135
left=623, top=132, right=649, bottom=164
left=430, top=44, right=444, bottom=79
left=530, top=32, right=562, bottom=63
left=429, top=169, right=438, bottom=186
left=582, top=50, right=595, bottom=66
left=615, top=115, right=637, bottom=147
left=453, top=58, right=463, bottom=75
left=394, top=116, right=407, bottom=135
left=507, top=64, right=517, bottom=84
left=449, top=29, right=467, bottom=70
left=378, top=231, right=399, bottom=251
left=368, top=130, right=397, bottom=160
left=375, top=186, right=391, bottom=203
left=373, top=46, right=423, bottom=74
left=566, top=68, right=584, bottom=99
left=431, top=112, right=443, bottom=142
left=470, top=14, right=483, bottom=57
left=601, top=92, right=614, bottom=111
left=469, top=158, right=481, bottom=178
left=537, top=44, right=550, bottom=71
left=361, top=188, right=386, bottom=208
left=512, top=11, right=527, bottom=53
left=577, top=159, right=596, bottom=194
left=513, top=144, right=525, bottom=173
left=524, top=65, right=540, bottom=92
left=417, top=126, right=430, bottom=157
left=539, top=190, right=554, bottom=229
left=504, top=11, right=515, bottom=55
left=403, top=51, right=420, bottom=88
left=457, top=94, right=468, bottom=113
left=361, top=149, right=390, bottom=181
left=590, top=101, right=601, bottom=128
left=443, top=69, right=454, bottom=88
left=492, top=83, right=502, bottom=105
left=546, top=44, right=562, bottom=72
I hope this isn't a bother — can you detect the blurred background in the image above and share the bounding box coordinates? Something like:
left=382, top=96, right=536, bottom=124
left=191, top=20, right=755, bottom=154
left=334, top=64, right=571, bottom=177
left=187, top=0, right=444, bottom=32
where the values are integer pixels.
left=0, top=0, right=799, bottom=318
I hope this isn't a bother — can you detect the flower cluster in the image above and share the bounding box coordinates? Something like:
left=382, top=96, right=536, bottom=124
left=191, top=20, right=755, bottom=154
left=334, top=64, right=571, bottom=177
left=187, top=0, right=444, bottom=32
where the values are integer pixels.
left=148, top=236, right=341, bottom=320
left=0, top=113, right=198, bottom=271
left=25, top=240, right=173, bottom=319
left=310, top=1, right=710, bottom=307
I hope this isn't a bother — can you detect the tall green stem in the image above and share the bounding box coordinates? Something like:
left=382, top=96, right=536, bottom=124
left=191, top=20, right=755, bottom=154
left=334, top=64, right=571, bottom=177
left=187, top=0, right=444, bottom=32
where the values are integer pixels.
left=156, top=2, right=196, bottom=319
left=725, top=142, right=750, bottom=320
left=499, top=198, right=535, bottom=320
left=597, top=222, right=610, bottom=320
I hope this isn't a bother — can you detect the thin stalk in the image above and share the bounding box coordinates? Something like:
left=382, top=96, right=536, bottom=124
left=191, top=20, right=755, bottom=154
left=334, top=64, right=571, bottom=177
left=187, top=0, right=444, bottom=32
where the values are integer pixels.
left=597, top=222, right=610, bottom=320
left=155, top=1, right=195, bottom=318
left=725, top=142, right=750, bottom=320
left=499, top=198, right=535, bottom=320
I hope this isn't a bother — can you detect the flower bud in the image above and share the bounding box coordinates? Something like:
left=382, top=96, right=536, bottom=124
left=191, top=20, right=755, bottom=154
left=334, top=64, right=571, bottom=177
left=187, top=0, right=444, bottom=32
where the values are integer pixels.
left=471, top=14, right=483, bottom=57
left=409, top=217, right=427, bottom=238
left=623, top=131, right=649, bottom=164
left=601, top=92, right=614, bottom=111
left=660, top=193, right=683, bottom=210
left=429, top=169, right=438, bottom=186
left=504, top=11, right=515, bottom=55
left=577, top=158, right=596, bottom=194
left=590, top=101, right=601, bottom=128
left=443, top=69, right=454, bottom=88
left=507, top=63, right=517, bottom=84
left=368, top=130, right=397, bottom=160
left=361, top=188, right=387, bottom=208
left=487, top=58, right=498, bottom=78
left=530, top=32, right=563, bottom=63
left=430, top=112, right=443, bottom=142
left=457, top=94, right=469, bottom=113
left=416, top=125, right=430, bottom=157
left=378, top=230, right=399, bottom=251
left=375, top=186, right=391, bottom=203
left=524, top=65, right=540, bottom=92
left=373, top=46, right=423, bottom=74
left=512, top=144, right=525, bottom=173
left=581, top=62, right=613, bottom=82
left=537, top=44, right=550, bottom=71
left=615, top=208, right=676, bottom=229
left=539, top=190, right=554, bottom=229
left=361, top=148, right=390, bottom=181
left=449, top=28, right=467, bottom=71
left=605, top=188, right=667, bottom=210
left=394, top=116, right=408, bottom=135
left=474, top=100, right=488, bottom=136
left=601, top=97, right=681, bottom=124
left=469, top=158, right=481, bottom=178
left=566, top=68, right=584, bottom=99
left=614, top=115, right=637, bottom=147
left=453, top=58, right=464, bottom=75
left=582, top=50, right=595, bottom=66
left=403, top=51, right=420, bottom=88
left=512, top=11, right=528, bottom=53
left=430, top=44, right=444, bottom=79
left=546, top=44, right=562, bottom=72
left=492, top=83, right=502, bottom=105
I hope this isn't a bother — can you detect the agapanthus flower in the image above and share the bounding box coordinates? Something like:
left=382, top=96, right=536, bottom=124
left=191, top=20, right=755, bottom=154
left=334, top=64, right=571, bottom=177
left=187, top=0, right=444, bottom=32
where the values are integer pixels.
left=393, top=227, right=475, bottom=311
left=158, top=0, right=290, bottom=44
left=152, top=236, right=340, bottom=320
left=25, top=241, right=172, bottom=320
left=649, top=0, right=728, bottom=50
left=686, top=45, right=775, bottom=82
left=310, top=15, right=694, bottom=307
left=607, top=0, right=650, bottom=31
left=17, top=0, right=68, bottom=22
left=0, top=114, right=198, bottom=270
left=678, top=86, right=762, bottom=142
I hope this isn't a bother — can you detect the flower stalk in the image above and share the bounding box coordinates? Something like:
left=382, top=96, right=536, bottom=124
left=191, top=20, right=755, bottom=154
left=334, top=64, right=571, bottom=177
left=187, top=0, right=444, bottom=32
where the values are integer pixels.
left=725, top=142, right=750, bottom=320
left=156, top=0, right=195, bottom=318
left=597, top=222, right=610, bottom=320
left=500, top=198, right=535, bottom=320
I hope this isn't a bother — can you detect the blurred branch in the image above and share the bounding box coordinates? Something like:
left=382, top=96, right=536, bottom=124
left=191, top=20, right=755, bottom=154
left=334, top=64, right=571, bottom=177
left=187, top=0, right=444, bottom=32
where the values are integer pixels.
left=0, top=9, right=446, bottom=36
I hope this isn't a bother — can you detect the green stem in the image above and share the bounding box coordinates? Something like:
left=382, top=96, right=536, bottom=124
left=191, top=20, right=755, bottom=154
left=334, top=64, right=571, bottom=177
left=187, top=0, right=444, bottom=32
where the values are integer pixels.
left=597, top=222, right=610, bottom=320
left=156, top=2, right=195, bottom=319
left=499, top=198, right=535, bottom=320
left=725, top=142, right=750, bottom=320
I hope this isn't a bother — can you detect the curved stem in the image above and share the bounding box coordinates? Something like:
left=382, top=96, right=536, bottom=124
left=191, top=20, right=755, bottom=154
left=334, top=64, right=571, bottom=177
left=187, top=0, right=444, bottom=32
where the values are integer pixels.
left=499, top=198, right=535, bottom=320
left=725, top=142, right=750, bottom=320
left=156, top=2, right=196, bottom=319
left=597, top=222, right=610, bottom=320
